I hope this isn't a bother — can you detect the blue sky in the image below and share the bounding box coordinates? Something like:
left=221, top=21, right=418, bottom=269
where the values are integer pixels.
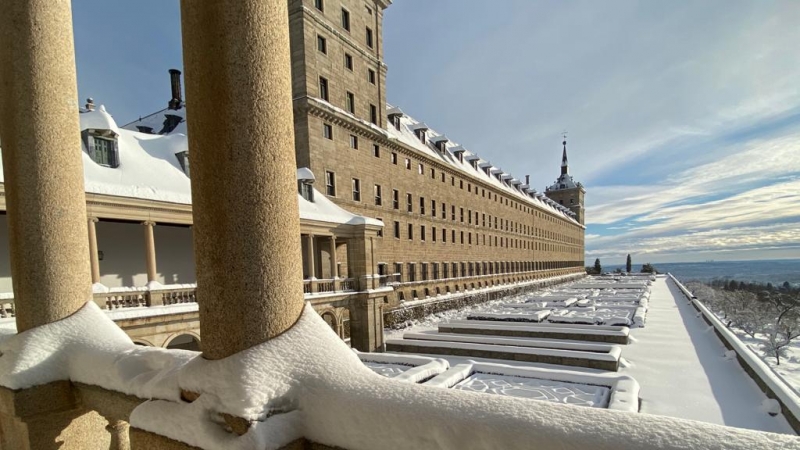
left=72, top=0, right=800, bottom=264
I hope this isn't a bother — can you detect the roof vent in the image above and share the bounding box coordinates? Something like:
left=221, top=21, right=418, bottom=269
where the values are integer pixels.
left=85, top=98, right=95, bottom=112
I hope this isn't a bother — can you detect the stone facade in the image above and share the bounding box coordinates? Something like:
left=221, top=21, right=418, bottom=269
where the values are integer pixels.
left=289, top=0, right=586, bottom=306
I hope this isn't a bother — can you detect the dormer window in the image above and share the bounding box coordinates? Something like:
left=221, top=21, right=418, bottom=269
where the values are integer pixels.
left=299, top=180, right=314, bottom=202
left=82, top=129, right=120, bottom=168
left=415, top=128, right=426, bottom=143
left=160, top=114, right=183, bottom=134
left=136, top=126, right=154, bottom=134
left=176, top=151, right=190, bottom=177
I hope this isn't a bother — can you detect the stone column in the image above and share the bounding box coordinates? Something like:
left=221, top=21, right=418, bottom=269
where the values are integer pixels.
left=106, top=420, right=130, bottom=450
left=329, top=236, right=340, bottom=291
left=181, top=0, right=304, bottom=360
left=0, top=0, right=91, bottom=332
left=347, top=235, right=375, bottom=291
left=87, top=218, right=101, bottom=284
left=142, top=221, right=157, bottom=283
left=305, top=234, right=316, bottom=279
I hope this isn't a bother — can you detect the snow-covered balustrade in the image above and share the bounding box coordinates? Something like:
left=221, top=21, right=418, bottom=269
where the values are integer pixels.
left=669, top=274, right=800, bottom=434
left=0, top=301, right=796, bottom=449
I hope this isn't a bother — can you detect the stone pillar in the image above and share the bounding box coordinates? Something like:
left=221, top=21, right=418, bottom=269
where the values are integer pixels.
left=329, top=236, right=340, bottom=291
left=0, top=0, right=91, bottom=332
left=87, top=218, right=101, bottom=284
left=305, top=234, right=316, bottom=279
left=347, top=234, right=376, bottom=291
left=181, top=0, right=304, bottom=360
left=106, top=420, right=131, bottom=450
left=142, top=221, right=157, bottom=283
left=349, top=294, right=385, bottom=352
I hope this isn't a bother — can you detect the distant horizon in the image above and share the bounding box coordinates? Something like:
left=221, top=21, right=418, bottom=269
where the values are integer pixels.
left=598, top=257, right=800, bottom=266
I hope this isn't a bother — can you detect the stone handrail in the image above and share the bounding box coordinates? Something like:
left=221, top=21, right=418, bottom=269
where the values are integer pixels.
left=96, top=291, right=148, bottom=310
left=668, top=273, right=800, bottom=433
left=159, top=288, right=197, bottom=306
left=340, top=278, right=356, bottom=291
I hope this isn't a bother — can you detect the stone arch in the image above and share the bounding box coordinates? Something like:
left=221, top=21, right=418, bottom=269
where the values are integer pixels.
left=164, top=331, right=201, bottom=351
left=319, top=309, right=340, bottom=337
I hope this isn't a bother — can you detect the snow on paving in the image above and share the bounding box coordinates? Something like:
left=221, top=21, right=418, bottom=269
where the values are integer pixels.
left=621, top=277, right=794, bottom=433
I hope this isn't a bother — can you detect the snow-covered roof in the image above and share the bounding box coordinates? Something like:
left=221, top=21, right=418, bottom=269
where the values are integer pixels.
left=384, top=105, right=578, bottom=224
left=0, top=106, right=380, bottom=228
left=124, top=100, right=578, bottom=224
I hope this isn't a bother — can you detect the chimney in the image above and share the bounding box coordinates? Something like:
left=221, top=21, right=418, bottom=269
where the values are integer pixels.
left=85, top=98, right=95, bottom=111
left=525, top=175, right=530, bottom=185
left=168, top=69, right=183, bottom=110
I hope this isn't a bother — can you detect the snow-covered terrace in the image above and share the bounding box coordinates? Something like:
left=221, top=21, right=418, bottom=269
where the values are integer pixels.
left=387, top=276, right=797, bottom=435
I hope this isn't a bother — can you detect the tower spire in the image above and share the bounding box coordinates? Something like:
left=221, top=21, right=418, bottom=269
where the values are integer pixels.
left=561, top=131, right=569, bottom=176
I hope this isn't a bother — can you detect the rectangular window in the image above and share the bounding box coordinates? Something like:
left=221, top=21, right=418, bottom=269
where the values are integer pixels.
left=460, top=231, right=464, bottom=244
left=323, top=123, right=333, bottom=140
left=421, top=226, right=426, bottom=242
left=420, top=197, right=425, bottom=215
left=373, top=144, right=380, bottom=158
left=408, top=224, right=413, bottom=240
left=391, top=152, right=398, bottom=164
left=325, top=171, right=335, bottom=196
left=341, top=8, right=351, bottom=31
left=468, top=210, right=472, bottom=224
left=319, top=76, right=329, bottom=101
left=430, top=168, right=435, bottom=179
left=344, top=53, right=353, bottom=70
left=392, top=189, right=399, bottom=209
left=351, top=178, right=361, bottom=201
left=374, top=184, right=382, bottom=206
left=407, top=193, right=413, bottom=212
left=315, top=0, right=324, bottom=12
left=317, top=35, right=327, bottom=54
left=418, top=163, right=424, bottom=175
left=460, top=208, right=464, bottom=223
left=368, top=68, right=376, bottom=84
left=366, top=27, right=374, bottom=48
left=376, top=218, right=383, bottom=237
left=405, top=158, right=411, bottom=169
left=431, top=200, right=436, bottom=217
left=93, top=136, right=116, bottom=167
left=394, top=221, right=400, bottom=239
left=349, top=134, right=358, bottom=149
left=432, top=227, right=437, bottom=242
left=442, top=228, right=447, bottom=243
left=370, top=104, right=378, bottom=124
left=452, top=229, right=456, bottom=243
left=346, top=91, right=355, bottom=114
left=451, top=205, right=456, bottom=221
left=441, top=203, right=446, bottom=219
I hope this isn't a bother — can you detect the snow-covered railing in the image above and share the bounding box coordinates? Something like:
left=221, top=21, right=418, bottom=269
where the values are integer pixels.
left=96, top=291, right=148, bottom=309
left=160, top=288, right=197, bottom=306
left=340, top=278, right=356, bottom=291
left=3, top=301, right=794, bottom=449
left=668, top=273, right=800, bottom=433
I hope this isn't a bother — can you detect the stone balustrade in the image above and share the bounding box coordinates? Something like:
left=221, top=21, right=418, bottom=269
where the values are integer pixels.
left=0, top=300, right=14, bottom=318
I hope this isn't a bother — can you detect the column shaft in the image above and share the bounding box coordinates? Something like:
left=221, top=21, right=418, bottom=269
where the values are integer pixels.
left=305, top=234, right=315, bottom=279
left=143, top=222, right=157, bottom=283
left=0, top=0, right=91, bottom=332
left=181, top=0, right=304, bottom=359
left=88, top=218, right=100, bottom=283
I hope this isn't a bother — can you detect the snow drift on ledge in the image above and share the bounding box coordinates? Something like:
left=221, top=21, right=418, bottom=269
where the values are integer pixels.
left=0, top=302, right=797, bottom=450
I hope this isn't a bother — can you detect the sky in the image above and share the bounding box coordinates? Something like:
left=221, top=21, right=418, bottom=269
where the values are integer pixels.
left=71, top=1, right=800, bottom=265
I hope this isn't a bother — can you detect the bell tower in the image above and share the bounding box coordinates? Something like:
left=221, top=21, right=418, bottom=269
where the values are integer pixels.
left=545, top=135, right=586, bottom=225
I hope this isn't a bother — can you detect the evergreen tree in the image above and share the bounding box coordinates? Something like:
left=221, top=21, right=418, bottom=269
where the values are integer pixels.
left=594, top=258, right=602, bottom=274
left=626, top=254, right=632, bottom=273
